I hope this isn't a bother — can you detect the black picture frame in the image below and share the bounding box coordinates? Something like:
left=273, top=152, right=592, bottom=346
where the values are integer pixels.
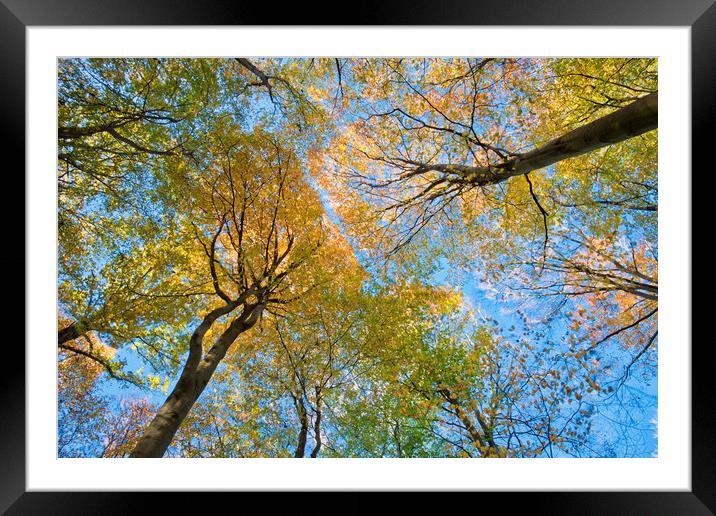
left=3, top=1, right=711, bottom=513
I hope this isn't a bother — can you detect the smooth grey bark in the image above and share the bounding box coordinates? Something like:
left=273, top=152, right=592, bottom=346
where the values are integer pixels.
left=58, top=322, right=82, bottom=344
left=309, top=390, right=322, bottom=458
left=293, top=395, right=309, bottom=458
left=129, top=302, right=264, bottom=458
left=424, top=92, right=658, bottom=187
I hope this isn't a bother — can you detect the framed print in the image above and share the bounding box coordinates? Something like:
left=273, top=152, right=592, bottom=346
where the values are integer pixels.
left=3, top=0, right=713, bottom=513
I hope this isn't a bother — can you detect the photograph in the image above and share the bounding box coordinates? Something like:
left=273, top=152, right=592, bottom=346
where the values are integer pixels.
left=56, top=57, right=659, bottom=460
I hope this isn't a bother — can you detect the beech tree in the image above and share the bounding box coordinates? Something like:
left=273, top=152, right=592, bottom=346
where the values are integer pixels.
left=320, top=58, right=656, bottom=248
left=319, top=58, right=657, bottom=374
left=128, top=126, right=361, bottom=457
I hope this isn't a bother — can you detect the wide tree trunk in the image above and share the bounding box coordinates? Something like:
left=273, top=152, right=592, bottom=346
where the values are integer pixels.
left=129, top=303, right=264, bottom=458
left=310, top=392, right=322, bottom=458
left=58, top=322, right=82, bottom=344
left=293, top=397, right=309, bottom=458
left=425, top=91, right=658, bottom=187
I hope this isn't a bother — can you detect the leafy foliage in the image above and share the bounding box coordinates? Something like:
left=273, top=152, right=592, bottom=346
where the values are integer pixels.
left=57, top=57, right=658, bottom=458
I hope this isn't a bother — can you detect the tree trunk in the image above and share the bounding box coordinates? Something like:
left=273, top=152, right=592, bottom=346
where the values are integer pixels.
left=58, top=322, right=82, bottom=344
left=309, top=391, right=322, bottom=458
left=428, top=92, right=658, bottom=187
left=392, top=420, right=403, bottom=458
left=293, top=396, right=308, bottom=458
left=129, top=303, right=263, bottom=458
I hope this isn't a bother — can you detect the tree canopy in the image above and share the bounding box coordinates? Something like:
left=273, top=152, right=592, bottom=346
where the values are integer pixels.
left=57, top=57, right=658, bottom=458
